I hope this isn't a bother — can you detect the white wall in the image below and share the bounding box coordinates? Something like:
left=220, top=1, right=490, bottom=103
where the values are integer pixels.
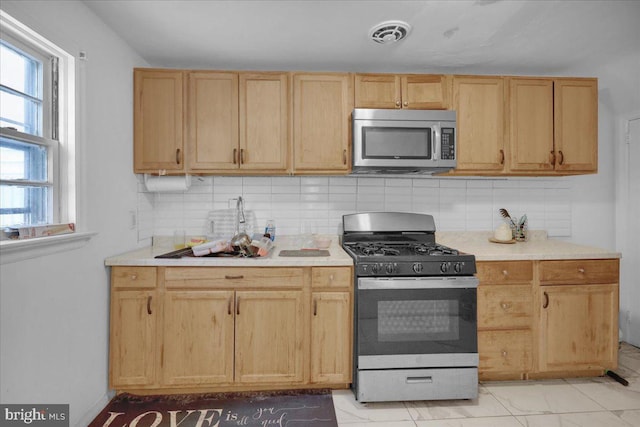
left=0, top=2, right=147, bottom=425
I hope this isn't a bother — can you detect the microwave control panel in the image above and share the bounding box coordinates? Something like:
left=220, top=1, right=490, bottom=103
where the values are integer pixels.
left=441, top=128, right=455, bottom=160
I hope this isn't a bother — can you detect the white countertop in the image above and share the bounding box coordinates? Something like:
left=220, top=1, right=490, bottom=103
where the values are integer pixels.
left=436, top=231, right=621, bottom=261
left=105, top=231, right=621, bottom=267
left=105, top=235, right=354, bottom=267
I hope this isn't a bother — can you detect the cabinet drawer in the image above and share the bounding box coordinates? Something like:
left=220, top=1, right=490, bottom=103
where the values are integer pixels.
left=479, top=330, right=532, bottom=373
left=112, top=267, right=157, bottom=289
left=478, top=284, right=532, bottom=329
left=165, top=267, right=304, bottom=288
left=539, top=259, right=619, bottom=285
left=312, top=267, right=352, bottom=289
left=476, top=261, right=533, bottom=284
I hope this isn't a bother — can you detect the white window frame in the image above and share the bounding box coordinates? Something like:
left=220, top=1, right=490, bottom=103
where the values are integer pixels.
left=0, top=10, right=93, bottom=264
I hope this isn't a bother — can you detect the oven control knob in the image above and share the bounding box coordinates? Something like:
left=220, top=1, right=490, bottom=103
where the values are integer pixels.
left=440, top=262, right=450, bottom=273
left=385, top=263, right=395, bottom=274
left=412, top=263, right=423, bottom=273
left=370, top=264, right=380, bottom=274
left=454, top=262, right=463, bottom=273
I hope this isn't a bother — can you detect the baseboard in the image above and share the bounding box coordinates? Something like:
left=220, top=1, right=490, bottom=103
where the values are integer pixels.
left=75, top=390, right=115, bottom=427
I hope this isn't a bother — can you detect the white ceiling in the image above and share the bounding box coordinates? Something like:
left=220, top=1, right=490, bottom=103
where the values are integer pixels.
left=83, top=0, right=640, bottom=75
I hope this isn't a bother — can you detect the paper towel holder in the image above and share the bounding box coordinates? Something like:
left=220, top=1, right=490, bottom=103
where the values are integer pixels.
left=144, top=174, right=192, bottom=192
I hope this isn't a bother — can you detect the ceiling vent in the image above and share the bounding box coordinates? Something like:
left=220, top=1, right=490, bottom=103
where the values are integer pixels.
left=369, top=20, right=411, bottom=44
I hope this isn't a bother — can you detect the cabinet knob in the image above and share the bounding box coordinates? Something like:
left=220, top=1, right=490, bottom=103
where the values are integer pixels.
left=578, top=267, right=586, bottom=274
left=395, top=100, right=401, bottom=108
left=329, top=274, right=335, bottom=282
left=501, top=302, right=511, bottom=310
left=502, top=350, right=508, bottom=357
left=131, top=274, right=138, bottom=280
left=502, top=270, right=509, bottom=276
left=403, top=101, right=408, bottom=107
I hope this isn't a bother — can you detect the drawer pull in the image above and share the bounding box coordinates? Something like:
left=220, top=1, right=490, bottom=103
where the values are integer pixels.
left=147, top=296, right=152, bottom=315
left=501, top=303, right=511, bottom=310
left=225, top=275, right=244, bottom=280
left=406, top=376, right=433, bottom=384
left=131, top=274, right=138, bottom=280
left=543, top=292, right=549, bottom=309
left=502, top=270, right=509, bottom=276
left=578, top=268, right=586, bottom=274
left=502, top=350, right=508, bottom=357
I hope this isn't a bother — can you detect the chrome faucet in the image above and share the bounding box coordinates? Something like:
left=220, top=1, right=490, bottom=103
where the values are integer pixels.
left=236, top=196, right=246, bottom=233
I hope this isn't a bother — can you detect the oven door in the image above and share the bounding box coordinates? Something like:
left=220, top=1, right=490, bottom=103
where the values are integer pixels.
left=357, top=276, right=478, bottom=368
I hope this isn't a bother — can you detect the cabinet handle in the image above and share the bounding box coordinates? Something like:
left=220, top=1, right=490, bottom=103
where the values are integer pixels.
left=233, top=148, right=238, bottom=165
left=543, top=292, right=549, bottom=309
left=240, top=149, right=245, bottom=164
left=313, top=299, right=318, bottom=316
left=236, top=298, right=240, bottom=315
left=176, top=148, right=181, bottom=165
left=499, top=149, right=505, bottom=165
left=558, top=150, right=564, bottom=165
left=147, top=296, right=152, bottom=315
left=550, top=151, right=556, bottom=166
left=342, top=149, right=347, bottom=165
left=395, top=100, right=401, bottom=108
left=228, top=298, right=233, bottom=316
left=225, top=275, right=244, bottom=279
left=578, top=267, right=586, bottom=274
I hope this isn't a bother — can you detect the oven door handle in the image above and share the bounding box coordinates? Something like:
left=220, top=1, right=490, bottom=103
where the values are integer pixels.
left=358, top=276, right=479, bottom=290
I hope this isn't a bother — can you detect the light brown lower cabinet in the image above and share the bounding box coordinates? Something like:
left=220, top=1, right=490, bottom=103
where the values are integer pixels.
left=477, top=258, right=619, bottom=381
left=109, top=265, right=353, bottom=393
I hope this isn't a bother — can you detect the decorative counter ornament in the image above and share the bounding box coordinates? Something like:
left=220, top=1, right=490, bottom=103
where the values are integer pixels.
left=498, top=208, right=528, bottom=241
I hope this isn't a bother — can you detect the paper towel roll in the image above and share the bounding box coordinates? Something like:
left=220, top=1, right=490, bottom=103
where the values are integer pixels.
left=144, top=174, right=191, bottom=192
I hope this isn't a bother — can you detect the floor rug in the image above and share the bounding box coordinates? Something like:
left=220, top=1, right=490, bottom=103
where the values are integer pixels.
left=89, top=389, right=338, bottom=427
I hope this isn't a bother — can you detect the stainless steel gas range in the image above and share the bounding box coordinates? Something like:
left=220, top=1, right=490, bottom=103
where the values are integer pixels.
left=341, top=212, right=479, bottom=403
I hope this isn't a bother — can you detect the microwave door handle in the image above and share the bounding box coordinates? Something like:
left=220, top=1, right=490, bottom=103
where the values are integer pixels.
left=432, top=124, right=441, bottom=160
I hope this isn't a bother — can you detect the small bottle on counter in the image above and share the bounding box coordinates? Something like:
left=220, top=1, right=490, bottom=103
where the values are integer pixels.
left=265, top=220, right=276, bottom=241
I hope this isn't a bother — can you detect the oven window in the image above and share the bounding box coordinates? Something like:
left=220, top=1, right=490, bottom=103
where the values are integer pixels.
left=363, top=127, right=431, bottom=159
left=378, top=300, right=459, bottom=342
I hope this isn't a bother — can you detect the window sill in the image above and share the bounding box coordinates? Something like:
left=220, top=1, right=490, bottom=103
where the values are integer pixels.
left=0, top=231, right=97, bottom=264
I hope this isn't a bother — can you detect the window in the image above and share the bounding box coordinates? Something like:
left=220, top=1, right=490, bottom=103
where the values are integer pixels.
left=1, top=24, right=59, bottom=228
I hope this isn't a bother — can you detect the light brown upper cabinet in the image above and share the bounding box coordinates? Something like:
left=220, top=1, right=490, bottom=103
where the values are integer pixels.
left=553, top=78, right=598, bottom=173
left=355, top=74, right=450, bottom=109
left=509, top=77, right=597, bottom=173
left=292, top=73, right=353, bottom=173
left=134, top=69, right=185, bottom=173
left=187, top=71, right=289, bottom=173
left=452, top=76, right=507, bottom=172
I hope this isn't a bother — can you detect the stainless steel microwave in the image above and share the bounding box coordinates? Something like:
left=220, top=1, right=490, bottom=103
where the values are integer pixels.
left=352, top=108, right=457, bottom=175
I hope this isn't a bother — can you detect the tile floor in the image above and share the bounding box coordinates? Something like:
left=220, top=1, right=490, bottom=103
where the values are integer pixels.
left=333, top=342, right=640, bottom=427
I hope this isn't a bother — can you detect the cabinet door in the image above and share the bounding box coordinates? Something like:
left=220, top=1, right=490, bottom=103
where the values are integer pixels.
left=554, top=78, right=598, bottom=172
left=110, top=290, right=157, bottom=387
left=539, top=284, right=618, bottom=372
left=509, top=78, right=554, bottom=171
left=162, top=290, right=235, bottom=386
left=293, top=73, right=353, bottom=172
left=311, top=292, right=352, bottom=383
left=452, top=76, right=506, bottom=172
left=354, top=74, right=400, bottom=108
left=187, top=72, right=239, bottom=171
left=134, top=69, right=184, bottom=173
left=401, top=75, right=450, bottom=109
left=235, top=290, right=304, bottom=383
left=239, top=73, right=289, bottom=171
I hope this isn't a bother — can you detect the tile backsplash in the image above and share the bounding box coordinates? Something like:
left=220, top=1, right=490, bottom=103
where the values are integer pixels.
left=136, top=175, right=571, bottom=242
